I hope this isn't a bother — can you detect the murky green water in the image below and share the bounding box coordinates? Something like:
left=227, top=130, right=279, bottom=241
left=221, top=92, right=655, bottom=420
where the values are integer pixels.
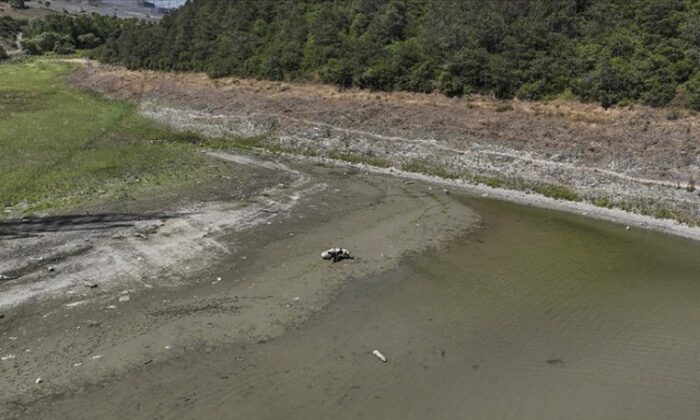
left=214, top=198, right=700, bottom=419
left=37, top=196, right=700, bottom=419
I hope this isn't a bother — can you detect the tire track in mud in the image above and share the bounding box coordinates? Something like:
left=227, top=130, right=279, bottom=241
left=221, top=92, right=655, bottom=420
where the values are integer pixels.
left=0, top=152, right=323, bottom=310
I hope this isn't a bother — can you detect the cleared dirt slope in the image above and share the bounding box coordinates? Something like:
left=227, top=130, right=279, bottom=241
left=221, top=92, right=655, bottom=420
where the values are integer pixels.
left=70, top=63, right=700, bottom=225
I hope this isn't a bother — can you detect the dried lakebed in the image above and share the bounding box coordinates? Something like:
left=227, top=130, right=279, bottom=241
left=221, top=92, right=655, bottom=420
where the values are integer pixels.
left=0, top=152, right=476, bottom=417
left=14, top=177, right=700, bottom=420
left=2, top=151, right=700, bottom=419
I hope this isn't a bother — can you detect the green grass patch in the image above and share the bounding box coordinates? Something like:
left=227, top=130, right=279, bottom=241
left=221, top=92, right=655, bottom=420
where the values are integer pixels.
left=473, top=175, right=506, bottom=188
left=593, top=196, right=614, bottom=208
left=532, top=184, right=581, bottom=201
left=327, top=150, right=392, bottom=168
left=401, top=159, right=460, bottom=179
left=0, top=60, right=226, bottom=217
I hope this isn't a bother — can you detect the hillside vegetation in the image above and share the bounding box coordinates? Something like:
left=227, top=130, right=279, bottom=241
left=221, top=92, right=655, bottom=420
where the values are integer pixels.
left=7, top=0, right=700, bottom=110
left=19, top=13, right=132, bottom=55
left=84, top=0, right=700, bottom=109
left=0, top=15, right=26, bottom=56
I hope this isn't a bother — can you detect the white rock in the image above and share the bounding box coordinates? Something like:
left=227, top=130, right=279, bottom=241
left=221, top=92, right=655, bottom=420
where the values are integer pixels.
left=372, top=349, right=387, bottom=363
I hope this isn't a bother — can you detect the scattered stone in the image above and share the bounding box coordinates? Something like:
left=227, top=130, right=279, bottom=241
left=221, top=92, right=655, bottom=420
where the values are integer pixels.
left=134, top=233, right=147, bottom=239
left=372, top=349, right=387, bottom=363
left=35, top=378, right=43, bottom=385
left=106, top=305, right=118, bottom=309
left=547, top=359, right=564, bottom=365
left=625, top=226, right=631, bottom=230
left=47, top=266, right=55, bottom=272
left=144, top=359, right=153, bottom=365
left=86, top=284, right=98, bottom=289
left=91, top=355, right=103, bottom=360
left=73, top=362, right=82, bottom=367
left=118, top=295, right=130, bottom=302
left=1, top=354, right=15, bottom=361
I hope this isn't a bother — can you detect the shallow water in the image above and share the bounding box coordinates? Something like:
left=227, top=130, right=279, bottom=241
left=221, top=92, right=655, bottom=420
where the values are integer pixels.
left=212, top=198, right=700, bottom=419
left=36, top=195, right=700, bottom=419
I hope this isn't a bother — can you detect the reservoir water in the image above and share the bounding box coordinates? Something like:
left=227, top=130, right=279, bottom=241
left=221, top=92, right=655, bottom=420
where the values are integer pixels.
left=36, top=194, right=700, bottom=419
left=217, top=197, right=700, bottom=419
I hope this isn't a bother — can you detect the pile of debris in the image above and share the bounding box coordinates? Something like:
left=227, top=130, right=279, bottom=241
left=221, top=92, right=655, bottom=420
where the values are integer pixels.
left=321, top=247, right=353, bottom=263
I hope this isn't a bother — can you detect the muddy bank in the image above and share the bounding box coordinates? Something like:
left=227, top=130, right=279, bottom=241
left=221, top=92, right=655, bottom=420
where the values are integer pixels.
left=0, top=152, right=476, bottom=417
left=70, top=63, right=700, bottom=225
left=21, top=194, right=700, bottom=420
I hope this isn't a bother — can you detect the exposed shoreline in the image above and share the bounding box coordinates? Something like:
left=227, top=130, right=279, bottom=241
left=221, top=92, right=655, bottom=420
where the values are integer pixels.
left=0, top=152, right=479, bottom=417
left=296, top=154, right=700, bottom=242
left=68, top=62, right=700, bottom=230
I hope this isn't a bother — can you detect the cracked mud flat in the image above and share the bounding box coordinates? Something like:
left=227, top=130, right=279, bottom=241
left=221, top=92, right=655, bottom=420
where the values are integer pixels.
left=0, top=151, right=477, bottom=418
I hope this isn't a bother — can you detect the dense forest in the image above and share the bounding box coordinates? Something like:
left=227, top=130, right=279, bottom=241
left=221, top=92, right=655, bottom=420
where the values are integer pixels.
left=13, top=0, right=700, bottom=109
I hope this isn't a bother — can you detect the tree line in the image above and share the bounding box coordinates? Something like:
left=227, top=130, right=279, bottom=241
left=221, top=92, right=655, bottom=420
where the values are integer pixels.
left=19, top=13, right=136, bottom=55
left=12, top=0, right=700, bottom=109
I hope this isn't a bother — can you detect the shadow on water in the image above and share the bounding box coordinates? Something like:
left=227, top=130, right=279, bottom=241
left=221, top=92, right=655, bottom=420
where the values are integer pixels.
left=0, top=212, right=177, bottom=240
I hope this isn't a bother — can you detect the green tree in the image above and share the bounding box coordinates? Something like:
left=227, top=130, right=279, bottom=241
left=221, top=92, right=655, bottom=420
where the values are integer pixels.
left=685, top=71, right=700, bottom=110
left=27, top=0, right=695, bottom=109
